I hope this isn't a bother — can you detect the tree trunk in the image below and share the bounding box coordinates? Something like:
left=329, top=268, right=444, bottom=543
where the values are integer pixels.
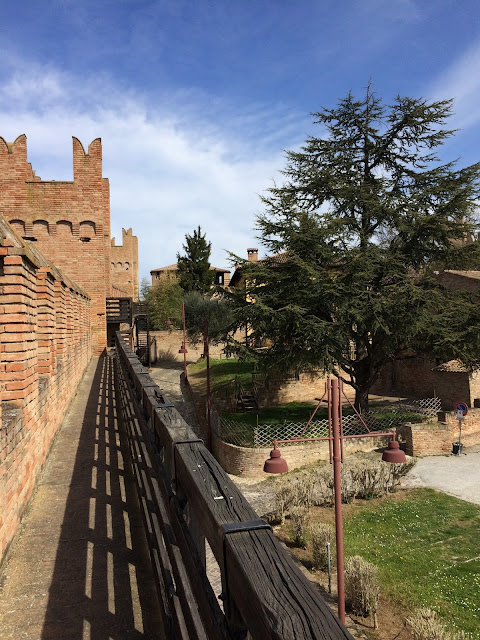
left=354, top=385, right=370, bottom=414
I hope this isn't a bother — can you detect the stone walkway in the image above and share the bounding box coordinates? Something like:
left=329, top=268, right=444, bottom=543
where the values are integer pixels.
left=0, top=355, right=164, bottom=640
left=402, top=443, right=480, bottom=504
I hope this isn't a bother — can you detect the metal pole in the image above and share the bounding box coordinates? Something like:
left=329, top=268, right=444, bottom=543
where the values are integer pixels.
left=204, top=318, right=212, bottom=449
left=327, top=542, right=332, bottom=594
left=182, top=301, right=187, bottom=381
left=331, top=377, right=346, bottom=625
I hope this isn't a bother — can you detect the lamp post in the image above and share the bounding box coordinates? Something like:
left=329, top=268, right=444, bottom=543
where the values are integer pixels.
left=264, top=375, right=406, bottom=625
left=178, top=302, right=188, bottom=381
left=203, top=318, right=212, bottom=449
left=330, top=378, right=346, bottom=623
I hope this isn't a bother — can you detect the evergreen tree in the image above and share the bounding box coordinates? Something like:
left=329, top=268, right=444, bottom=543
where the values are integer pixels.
left=144, top=277, right=183, bottom=330
left=177, top=226, right=213, bottom=293
left=230, top=86, right=480, bottom=412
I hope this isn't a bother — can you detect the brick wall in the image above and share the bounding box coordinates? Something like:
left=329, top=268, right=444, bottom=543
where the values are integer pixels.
left=212, top=433, right=390, bottom=477
left=396, top=408, right=480, bottom=457
left=0, top=218, right=91, bottom=563
left=437, top=270, right=480, bottom=293
left=257, top=371, right=352, bottom=406
left=111, top=228, right=139, bottom=301
left=0, top=135, right=110, bottom=354
left=371, top=357, right=475, bottom=410
left=214, top=412, right=480, bottom=475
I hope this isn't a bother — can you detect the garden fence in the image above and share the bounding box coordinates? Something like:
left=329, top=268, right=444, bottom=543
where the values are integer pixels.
left=212, top=398, right=441, bottom=448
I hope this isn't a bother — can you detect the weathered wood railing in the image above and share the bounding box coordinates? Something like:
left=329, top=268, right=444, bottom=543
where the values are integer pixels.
left=114, top=332, right=354, bottom=640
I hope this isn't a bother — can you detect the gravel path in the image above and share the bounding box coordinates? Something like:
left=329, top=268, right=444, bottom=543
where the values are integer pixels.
left=148, top=361, right=203, bottom=437
left=148, top=360, right=276, bottom=515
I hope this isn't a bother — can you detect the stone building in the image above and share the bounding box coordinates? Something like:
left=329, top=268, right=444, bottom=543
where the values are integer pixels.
left=150, top=263, right=230, bottom=288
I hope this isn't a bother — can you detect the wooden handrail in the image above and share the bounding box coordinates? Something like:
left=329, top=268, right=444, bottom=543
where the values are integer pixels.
left=115, top=331, right=354, bottom=640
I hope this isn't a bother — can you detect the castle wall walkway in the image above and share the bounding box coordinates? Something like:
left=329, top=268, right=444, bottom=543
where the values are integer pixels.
left=0, top=354, right=164, bottom=639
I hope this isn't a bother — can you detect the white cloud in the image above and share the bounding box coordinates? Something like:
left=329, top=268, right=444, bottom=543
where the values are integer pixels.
left=428, top=39, right=480, bottom=130
left=0, top=57, right=293, bottom=282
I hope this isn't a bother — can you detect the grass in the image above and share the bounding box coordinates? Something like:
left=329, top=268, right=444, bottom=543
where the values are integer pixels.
left=222, top=402, right=422, bottom=427
left=187, top=358, right=255, bottom=392
left=223, top=401, right=326, bottom=425
left=343, top=488, right=480, bottom=635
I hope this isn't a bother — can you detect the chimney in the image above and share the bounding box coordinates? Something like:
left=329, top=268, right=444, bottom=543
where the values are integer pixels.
left=247, top=248, right=258, bottom=262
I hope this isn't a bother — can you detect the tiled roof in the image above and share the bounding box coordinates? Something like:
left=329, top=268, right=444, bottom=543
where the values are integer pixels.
left=151, top=264, right=229, bottom=274
left=434, top=359, right=468, bottom=372
left=151, top=263, right=178, bottom=273
left=443, top=270, right=480, bottom=281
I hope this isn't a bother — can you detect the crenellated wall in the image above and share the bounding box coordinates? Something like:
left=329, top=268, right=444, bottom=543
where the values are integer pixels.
left=0, top=217, right=91, bottom=563
left=0, top=135, right=110, bottom=354
left=111, top=228, right=139, bottom=300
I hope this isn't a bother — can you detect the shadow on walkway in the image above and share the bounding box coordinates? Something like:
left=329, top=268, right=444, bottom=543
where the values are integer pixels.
left=39, top=354, right=163, bottom=639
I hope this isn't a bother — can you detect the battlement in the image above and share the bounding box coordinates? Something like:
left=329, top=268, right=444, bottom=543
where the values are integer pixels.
left=0, top=134, right=111, bottom=354
left=73, top=137, right=103, bottom=183
left=110, top=228, right=139, bottom=301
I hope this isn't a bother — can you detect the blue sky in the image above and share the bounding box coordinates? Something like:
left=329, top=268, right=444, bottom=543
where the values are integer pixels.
left=1, top=0, right=480, bottom=282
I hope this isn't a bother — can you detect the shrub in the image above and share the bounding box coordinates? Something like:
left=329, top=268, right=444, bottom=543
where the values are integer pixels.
left=310, top=523, right=335, bottom=570
left=344, top=555, right=380, bottom=628
left=296, top=473, right=316, bottom=510
left=274, top=473, right=317, bottom=523
left=407, top=609, right=473, bottom=640
left=316, top=458, right=416, bottom=505
left=274, top=478, right=295, bottom=524
left=290, top=504, right=310, bottom=548
left=407, top=608, right=448, bottom=640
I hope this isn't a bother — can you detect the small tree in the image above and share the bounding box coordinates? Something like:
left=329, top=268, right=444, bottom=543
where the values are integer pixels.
left=177, top=226, right=213, bottom=293
left=140, top=276, right=151, bottom=302
left=145, top=278, right=183, bottom=329
left=183, top=291, right=233, bottom=352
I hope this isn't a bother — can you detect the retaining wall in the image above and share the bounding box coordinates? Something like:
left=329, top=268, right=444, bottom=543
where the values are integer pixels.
left=396, top=408, right=480, bottom=456
left=212, top=433, right=390, bottom=477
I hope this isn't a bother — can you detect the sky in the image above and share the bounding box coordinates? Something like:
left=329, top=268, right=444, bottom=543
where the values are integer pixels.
left=1, top=0, right=480, bottom=283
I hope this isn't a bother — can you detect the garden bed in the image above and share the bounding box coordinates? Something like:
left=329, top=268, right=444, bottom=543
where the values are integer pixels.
left=273, top=486, right=479, bottom=638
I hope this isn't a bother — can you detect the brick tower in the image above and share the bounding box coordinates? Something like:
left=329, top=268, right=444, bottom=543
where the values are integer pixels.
left=0, top=135, right=111, bottom=354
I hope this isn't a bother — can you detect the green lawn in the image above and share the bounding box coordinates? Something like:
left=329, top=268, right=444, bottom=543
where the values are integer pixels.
left=188, top=358, right=255, bottom=391
left=343, top=488, right=480, bottom=635
left=223, top=401, right=325, bottom=425
left=222, top=402, right=422, bottom=427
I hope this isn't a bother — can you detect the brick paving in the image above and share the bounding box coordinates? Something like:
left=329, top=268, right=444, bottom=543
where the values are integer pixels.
left=0, top=355, right=164, bottom=639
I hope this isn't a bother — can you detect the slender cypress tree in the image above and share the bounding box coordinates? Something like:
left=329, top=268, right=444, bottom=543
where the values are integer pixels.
left=177, top=226, right=213, bottom=293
